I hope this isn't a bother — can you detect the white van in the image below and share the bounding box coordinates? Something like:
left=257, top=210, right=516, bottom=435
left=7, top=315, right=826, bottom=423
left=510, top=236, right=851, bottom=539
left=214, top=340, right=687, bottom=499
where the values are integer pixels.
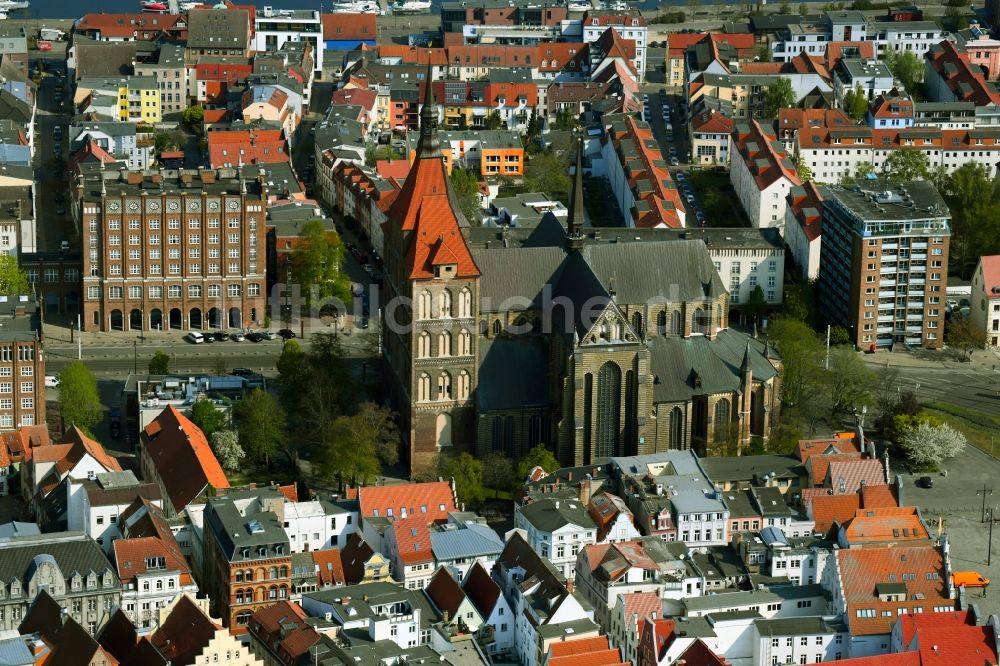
left=185, top=331, right=205, bottom=344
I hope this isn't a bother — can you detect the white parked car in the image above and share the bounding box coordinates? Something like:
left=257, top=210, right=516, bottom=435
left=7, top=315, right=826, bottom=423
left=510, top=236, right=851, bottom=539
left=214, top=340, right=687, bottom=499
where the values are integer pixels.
left=44, top=375, right=59, bottom=388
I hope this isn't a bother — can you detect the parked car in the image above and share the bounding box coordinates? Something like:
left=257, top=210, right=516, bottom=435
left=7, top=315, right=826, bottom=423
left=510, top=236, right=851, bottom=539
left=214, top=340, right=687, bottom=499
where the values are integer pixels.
left=232, top=331, right=246, bottom=342
left=247, top=332, right=265, bottom=342
left=110, top=421, right=121, bottom=438
left=231, top=368, right=253, bottom=377
left=212, top=330, right=229, bottom=342
left=184, top=332, right=205, bottom=344
left=262, top=330, right=277, bottom=340
left=917, top=475, right=934, bottom=488
left=277, top=328, right=297, bottom=339
left=669, top=156, right=679, bottom=166
left=44, top=375, right=59, bottom=387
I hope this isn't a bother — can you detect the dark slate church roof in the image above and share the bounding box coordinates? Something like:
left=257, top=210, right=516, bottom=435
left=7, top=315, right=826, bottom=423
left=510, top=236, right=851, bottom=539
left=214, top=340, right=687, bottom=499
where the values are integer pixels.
left=647, top=329, right=777, bottom=403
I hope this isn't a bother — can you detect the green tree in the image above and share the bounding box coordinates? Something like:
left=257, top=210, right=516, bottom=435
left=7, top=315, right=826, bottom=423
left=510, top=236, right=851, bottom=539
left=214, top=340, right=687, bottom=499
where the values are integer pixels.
left=525, top=150, right=572, bottom=202
left=319, top=414, right=382, bottom=487
left=883, top=149, right=930, bottom=182
left=829, top=325, right=852, bottom=346
left=768, top=317, right=824, bottom=408
left=552, top=108, right=579, bottom=131
left=0, top=256, right=30, bottom=294
left=778, top=0, right=790, bottom=13
left=484, top=110, right=505, bottom=130
left=234, top=388, right=287, bottom=465
left=874, top=364, right=902, bottom=433
left=516, top=444, right=560, bottom=483
left=947, top=314, right=988, bottom=358
left=439, top=452, right=485, bottom=504
left=210, top=429, right=245, bottom=474
left=744, top=285, right=768, bottom=327
left=189, top=398, right=227, bottom=440
left=887, top=50, right=924, bottom=98
left=481, top=452, right=515, bottom=497
left=843, top=83, right=869, bottom=121
left=154, top=130, right=184, bottom=152
left=900, top=421, right=966, bottom=470
left=940, top=163, right=1000, bottom=274
left=783, top=281, right=819, bottom=327
left=276, top=339, right=308, bottom=413
left=854, top=162, right=876, bottom=180
left=57, top=362, right=103, bottom=433
left=450, top=168, right=483, bottom=225
left=148, top=351, right=171, bottom=375
left=181, top=104, right=205, bottom=129
left=796, top=161, right=813, bottom=183
left=764, top=77, right=795, bottom=118
left=290, top=219, right=352, bottom=309
left=353, top=402, right=401, bottom=467
left=824, top=346, right=876, bottom=415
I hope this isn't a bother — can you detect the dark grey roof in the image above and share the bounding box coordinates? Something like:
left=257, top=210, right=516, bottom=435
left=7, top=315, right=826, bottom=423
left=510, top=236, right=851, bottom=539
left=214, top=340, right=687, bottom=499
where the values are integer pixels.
left=518, top=497, right=596, bottom=533
left=74, top=41, right=138, bottom=79
left=471, top=246, right=566, bottom=309
left=205, top=496, right=289, bottom=562
left=187, top=7, right=249, bottom=50
left=700, top=454, right=805, bottom=484
left=647, top=329, right=776, bottom=403
left=477, top=336, right=550, bottom=412
left=0, top=532, right=119, bottom=587
left=754, top=616, right=848, bottom=636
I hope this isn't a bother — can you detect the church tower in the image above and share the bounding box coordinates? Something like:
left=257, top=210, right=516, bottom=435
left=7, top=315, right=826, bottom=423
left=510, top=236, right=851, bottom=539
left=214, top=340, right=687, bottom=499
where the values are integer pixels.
left=382, top=62, right=482, bottom=476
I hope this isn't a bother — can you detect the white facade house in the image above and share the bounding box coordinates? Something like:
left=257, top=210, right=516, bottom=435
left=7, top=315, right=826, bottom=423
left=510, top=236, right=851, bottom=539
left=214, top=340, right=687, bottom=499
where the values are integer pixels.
left=785, top=183, right=824, bottom=281
left=253, top=7, right=323, bottom=73
left=282, top=498, right=358, bottom=552
left=683, top=586, right=831, bottom=619
left=302, top=583, right=432, bottom=649
left=494, top=534, right=596, bottom=666
left=752, top=617, right=850, bottom=665
left=834, top=59, right=896, bottom=105
left=971, top=256, right=1000, bottom=348
left=870, top=21, right=946, bottom=57
left=82, top=473, right=164, bottom=552
left=114, top=538, right=200, bottom=630
left=706, top=229, right=785, bottom=307
left=514, top=498, right=598, bottom=580
left=579, top=12, right=647, bottom=83
left=731, top=120, right=801, bottom=230
left=462, top=562, right=515, bottom=659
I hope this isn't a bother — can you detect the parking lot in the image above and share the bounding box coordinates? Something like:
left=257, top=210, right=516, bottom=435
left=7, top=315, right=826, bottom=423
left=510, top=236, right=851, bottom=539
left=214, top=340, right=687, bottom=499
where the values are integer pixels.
left=903, top=444, right=1000, bottom=615
left=641, top=89, right=709, bottom=226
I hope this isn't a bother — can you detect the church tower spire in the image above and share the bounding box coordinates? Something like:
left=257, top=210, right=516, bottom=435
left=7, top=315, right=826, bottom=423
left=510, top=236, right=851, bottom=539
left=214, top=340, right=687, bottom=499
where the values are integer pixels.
left=567, top=137, right=585, bottom=250
left=417, top=58, right=440, bottom=158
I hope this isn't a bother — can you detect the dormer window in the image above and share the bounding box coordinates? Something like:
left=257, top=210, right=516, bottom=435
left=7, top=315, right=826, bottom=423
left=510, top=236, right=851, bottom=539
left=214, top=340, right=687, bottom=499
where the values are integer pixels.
left=591, top=18, right=599, bottom=25
left=631, top=18, right=639, bottom=26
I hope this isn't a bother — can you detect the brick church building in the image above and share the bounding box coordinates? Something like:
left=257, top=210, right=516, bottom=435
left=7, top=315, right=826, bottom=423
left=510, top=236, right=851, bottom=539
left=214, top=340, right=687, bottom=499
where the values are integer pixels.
left=383, top=68, right=783, bottom=476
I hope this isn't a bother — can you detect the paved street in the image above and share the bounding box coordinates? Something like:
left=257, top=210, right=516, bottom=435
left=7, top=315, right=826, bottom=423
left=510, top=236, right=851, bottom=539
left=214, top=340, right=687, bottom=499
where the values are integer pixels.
left=862, top=348, right=1000, bottom=412
left=902, top=445, right=1000, bottom=616
left=31, top=54, right=73, bottom=253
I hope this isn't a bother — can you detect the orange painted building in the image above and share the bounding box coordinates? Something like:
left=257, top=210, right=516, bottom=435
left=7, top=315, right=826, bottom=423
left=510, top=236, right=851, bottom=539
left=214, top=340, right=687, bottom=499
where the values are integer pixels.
left=406, top=129, right=523, bottom=177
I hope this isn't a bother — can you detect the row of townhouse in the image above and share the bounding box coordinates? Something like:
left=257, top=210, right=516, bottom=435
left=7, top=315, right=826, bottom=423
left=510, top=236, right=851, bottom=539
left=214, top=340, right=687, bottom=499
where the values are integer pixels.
left=769, top=10, right=946, bottom=62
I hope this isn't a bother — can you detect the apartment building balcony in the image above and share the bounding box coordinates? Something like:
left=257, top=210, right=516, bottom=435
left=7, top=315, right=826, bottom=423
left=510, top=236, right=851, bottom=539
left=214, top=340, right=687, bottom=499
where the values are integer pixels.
left=879, top=291, right=896, bottom=298
left=878, top=316, right=894, bottom=324
left=882, top=243, right=898, bottom=250
left=910, top=279, right=925, bottom=286
left=880, top=280, right=897, bottom=288
left=912, top=253, right=927, bottom=261
left=878, top=325, right=894, bottom=334
left=906, top=325, right=923, bottom=333
left=912, top=242, right=928, bottom=250
left=906, top=314, right=923, bottom=321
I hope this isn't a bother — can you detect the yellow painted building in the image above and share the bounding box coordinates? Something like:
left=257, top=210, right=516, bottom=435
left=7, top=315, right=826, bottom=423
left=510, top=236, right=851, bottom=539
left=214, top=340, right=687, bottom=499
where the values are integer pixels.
left=77, top=75, right=162, bottom=124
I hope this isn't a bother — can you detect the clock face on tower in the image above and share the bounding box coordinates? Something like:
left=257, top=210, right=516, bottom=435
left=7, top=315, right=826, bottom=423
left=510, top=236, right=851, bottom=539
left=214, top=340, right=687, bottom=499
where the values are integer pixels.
left=168, top=201, right=180, bottom=211
left=148, top=201, right=160, bottom=212
left=128, top=202, right=139, bottom=211
left=227, top=200, right=239, bottom=211
left=208, top=200, right=220, bottom=211
left=188, top=201, right=200, bottom=212
left=108, top=202, right=120, bottom=212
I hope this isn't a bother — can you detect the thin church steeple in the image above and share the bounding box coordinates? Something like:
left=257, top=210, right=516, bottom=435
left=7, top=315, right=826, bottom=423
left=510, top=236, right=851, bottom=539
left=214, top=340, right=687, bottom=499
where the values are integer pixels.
left=417, top=58, right=440, bottom=158
left=567, top=137, right=586, bottom=250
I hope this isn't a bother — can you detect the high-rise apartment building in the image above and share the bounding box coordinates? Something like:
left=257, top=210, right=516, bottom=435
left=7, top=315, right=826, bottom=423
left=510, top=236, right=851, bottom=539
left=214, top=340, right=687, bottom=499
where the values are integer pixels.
left=77, top=166, right=270, bottom=332
left=817, top=180, right=950, bottom=350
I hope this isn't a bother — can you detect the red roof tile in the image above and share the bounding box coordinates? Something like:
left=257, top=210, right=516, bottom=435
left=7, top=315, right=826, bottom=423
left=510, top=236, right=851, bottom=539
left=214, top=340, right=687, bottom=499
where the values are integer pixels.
left=462, top=561, right=501, bottom=617
left=312, top=549, right=345, bottom=586
left=113, top=537, right=193, bottom=586
left=390, top=517, right=433, bottom=565
left=808, top=452, right=863, bottom=486
left=897, top=609, right=973, bottom=649
left=841, top=506, right=929, bottom=544
left=674, top=640, right=731, bottom=666
left=733, top=119, right=801, bottom=192
left=926, top=40, right=1000, bottom=107
left=838, top=544, right=951, bottom=635
left=141, top=405, right=228, bottom=514
left=981, top=255, right=1000, bottom=294
left=797, top=435, right=860, bottom=462
left=618, top=591, right=660, bottom=623
left=150, top=596, right=219, bottom=665
left=549, top=636, right=612, bottom=658
left=57, top=426, right=122, bottom=474
left=425, top=567, right=466, bottom=616
left=827, top=458, right=885, bottom=494
left=358, top=481, right=456, bottom=522
left=207, top=128, right=288, bottom=168
left=76, top=13, right=187, bottom=40
left=321, top=13, right=376, bottom=41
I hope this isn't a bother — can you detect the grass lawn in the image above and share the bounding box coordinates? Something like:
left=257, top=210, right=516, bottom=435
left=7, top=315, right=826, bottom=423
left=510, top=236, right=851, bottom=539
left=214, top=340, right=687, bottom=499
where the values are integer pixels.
left=923, top=400, right=1000, bottom=456
left=687, top=169, right=749, bottom=228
